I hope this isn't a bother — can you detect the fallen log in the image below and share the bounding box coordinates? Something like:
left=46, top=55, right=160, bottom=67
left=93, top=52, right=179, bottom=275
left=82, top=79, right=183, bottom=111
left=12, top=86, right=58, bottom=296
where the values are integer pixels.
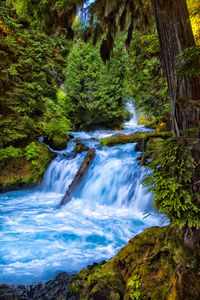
left=99, top=131, right=172, bottom=147
left=58, top=148, right=96, bottom=207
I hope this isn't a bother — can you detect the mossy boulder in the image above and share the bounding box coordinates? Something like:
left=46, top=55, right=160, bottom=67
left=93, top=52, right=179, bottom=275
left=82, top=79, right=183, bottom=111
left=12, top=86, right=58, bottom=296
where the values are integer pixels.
left=44, top=133, right=73, bottom=151
left=99, top=131, right=172, bottom=148
left=0, top=142, right=55, bottom=193
left=73, top=139, right=89, bottom=153
left=71, top=226, right=200, bottom=300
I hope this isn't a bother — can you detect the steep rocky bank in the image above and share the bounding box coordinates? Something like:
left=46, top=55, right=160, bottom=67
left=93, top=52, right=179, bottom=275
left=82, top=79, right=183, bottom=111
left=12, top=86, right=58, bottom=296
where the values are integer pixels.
left=0, top=142, right=55, bottom=193
left=71, top=226, right=200, bottom=300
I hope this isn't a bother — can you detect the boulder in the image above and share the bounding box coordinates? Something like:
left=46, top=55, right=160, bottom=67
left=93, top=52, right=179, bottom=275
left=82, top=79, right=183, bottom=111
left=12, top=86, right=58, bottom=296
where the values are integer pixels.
left=73, top=139, right=89, bottom=154
left=44, top=133, right=74, bottom=151
left=0, top=142, right=55, bottom=193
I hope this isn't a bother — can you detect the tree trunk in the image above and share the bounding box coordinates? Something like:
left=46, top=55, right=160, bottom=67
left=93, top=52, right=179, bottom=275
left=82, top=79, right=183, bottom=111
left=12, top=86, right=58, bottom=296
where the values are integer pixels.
left=59, top=148, right=95, bottom=207
left=151, top=0, right=200, bottom=137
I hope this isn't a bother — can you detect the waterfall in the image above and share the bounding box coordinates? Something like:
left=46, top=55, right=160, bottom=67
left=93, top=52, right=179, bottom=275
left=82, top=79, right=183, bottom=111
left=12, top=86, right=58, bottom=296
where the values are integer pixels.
left=0, top=109, right=159, bottom=285
left=124, top=101, right=138, bottom=129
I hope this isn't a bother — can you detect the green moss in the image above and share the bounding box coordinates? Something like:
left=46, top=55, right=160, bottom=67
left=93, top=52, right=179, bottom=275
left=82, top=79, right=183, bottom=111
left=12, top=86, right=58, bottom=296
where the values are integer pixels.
left=73, top=139, right=89, bottom=153
left=99, top=132, right=172, bottom=147
left=137, top=115, right=157, bottom=128
left=44, top=133, right=72, bottom=151
left=0, top=142, right=55, bottom=193
left=0, top=146, right=23, bottom=162
left=71, top=226, right=200, bottom=300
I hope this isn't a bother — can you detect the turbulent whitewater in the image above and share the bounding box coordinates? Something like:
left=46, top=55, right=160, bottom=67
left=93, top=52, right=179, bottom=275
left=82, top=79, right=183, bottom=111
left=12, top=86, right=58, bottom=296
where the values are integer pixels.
left=0, top=104, right=159, bottom=284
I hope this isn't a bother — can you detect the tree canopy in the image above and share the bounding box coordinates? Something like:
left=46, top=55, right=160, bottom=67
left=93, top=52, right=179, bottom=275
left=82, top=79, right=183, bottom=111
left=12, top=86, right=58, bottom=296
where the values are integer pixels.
left=64, top=37, right=128, bottom=129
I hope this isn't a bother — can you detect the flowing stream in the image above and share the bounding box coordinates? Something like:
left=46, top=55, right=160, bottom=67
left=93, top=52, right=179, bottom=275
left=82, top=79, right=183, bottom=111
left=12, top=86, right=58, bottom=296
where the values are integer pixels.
left=0, top=103, right=160, bottom=285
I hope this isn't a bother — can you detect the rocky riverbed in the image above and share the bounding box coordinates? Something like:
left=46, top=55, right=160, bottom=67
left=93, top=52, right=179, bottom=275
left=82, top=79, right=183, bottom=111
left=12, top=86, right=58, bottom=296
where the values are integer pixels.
left=0, top=273, right=77, bottom=300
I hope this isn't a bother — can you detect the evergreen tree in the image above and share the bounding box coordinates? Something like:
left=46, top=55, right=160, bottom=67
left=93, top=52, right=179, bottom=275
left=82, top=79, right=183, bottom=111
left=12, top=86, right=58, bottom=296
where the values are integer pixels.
left=64, top=38, right=127, bottom=129
left=126, top=33, right=170, bottom=123
left=0, top=4, right=72, bottom=148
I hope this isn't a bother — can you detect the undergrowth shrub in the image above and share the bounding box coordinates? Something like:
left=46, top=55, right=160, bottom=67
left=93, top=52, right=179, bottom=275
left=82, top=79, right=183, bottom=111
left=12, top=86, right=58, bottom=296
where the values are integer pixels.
left=0, top=146, right=22, bottom=162
left=25, top=142, right=40, bottom=161
left=143, top=138, right=200, bottom=228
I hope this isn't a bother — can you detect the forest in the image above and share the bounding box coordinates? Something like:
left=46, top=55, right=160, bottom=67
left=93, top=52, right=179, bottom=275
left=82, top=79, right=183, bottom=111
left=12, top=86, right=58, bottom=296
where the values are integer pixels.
left=0, top=0, right=200, bottom=299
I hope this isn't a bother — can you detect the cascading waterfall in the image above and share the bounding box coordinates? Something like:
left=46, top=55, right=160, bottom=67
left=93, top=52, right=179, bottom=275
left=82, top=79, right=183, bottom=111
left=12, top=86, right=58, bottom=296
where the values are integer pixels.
left=0, top=102, right=159, bottom=285
left=124, top=101, right=138, bottom=128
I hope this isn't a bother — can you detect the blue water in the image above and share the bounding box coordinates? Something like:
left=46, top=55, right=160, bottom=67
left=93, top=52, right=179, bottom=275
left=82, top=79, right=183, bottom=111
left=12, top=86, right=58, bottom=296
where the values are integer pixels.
left=0, top=106, right=159, bottom=285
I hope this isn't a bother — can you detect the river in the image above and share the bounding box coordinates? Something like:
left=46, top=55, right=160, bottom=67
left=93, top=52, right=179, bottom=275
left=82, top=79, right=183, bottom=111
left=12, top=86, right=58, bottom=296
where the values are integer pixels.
left=0, top=104, right=160, bottom=285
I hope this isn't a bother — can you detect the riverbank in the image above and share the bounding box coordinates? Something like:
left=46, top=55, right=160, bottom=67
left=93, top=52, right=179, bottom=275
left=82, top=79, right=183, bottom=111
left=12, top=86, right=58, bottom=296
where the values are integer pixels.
left=1, top=225, right=200, bottom=299
left=0, top=142, right=55, bottom=193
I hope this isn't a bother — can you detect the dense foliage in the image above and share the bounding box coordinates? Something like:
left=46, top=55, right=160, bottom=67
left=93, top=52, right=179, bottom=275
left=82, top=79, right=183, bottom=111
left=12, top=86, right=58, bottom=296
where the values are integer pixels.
left=0, top=4, right=72, bottom=148
left=1, top=0, right=200, bottom=232
left=144, top=138, right=200, bottom=228
left=187, top=0, right=200, bottom=43
left=64, top=38, right=128, bottom=129
left=125, top=33, right=170, bottom=124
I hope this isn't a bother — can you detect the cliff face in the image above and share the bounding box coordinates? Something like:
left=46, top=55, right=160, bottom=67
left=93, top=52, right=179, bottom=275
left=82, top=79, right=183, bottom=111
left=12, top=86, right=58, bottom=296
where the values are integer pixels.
left=71, top=226, right=200, bottom=300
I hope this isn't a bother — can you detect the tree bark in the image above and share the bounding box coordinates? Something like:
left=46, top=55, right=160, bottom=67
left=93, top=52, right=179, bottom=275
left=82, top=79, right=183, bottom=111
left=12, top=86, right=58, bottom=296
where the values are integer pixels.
left=151, top=0, right=200, bottom=137
left=58, top=148, right=96, bottom=207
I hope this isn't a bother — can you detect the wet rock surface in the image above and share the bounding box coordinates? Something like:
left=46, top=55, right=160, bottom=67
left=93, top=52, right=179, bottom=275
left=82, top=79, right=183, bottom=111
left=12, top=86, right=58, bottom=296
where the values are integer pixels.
left=0, top=273, right=78, bottom=300
left=44, top=133, right=73, bottom=151
left=73, top=139, right=89, bottom=153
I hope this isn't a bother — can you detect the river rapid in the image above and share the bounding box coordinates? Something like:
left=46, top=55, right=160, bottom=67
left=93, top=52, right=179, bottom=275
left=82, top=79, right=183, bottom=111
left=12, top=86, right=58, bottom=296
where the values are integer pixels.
left=0, top=104, right=160, bottom=285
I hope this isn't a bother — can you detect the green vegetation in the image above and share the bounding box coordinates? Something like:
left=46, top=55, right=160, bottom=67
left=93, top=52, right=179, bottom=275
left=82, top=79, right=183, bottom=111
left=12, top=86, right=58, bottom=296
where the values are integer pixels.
left=0, top=142, right=54, bottom=192
left=143, top=138, right=200, bottom=228
left=24, top=142, right=40, bottom=161
left=64, top=38, right=128, bottom=129
left=128, top=274, right=141, bottom=300
left=71, top=226, right=200, bottom=299
left=73, top=140, right=89, bottom=153
left=0, top=5, right=72, bottom=149
left=0, top=146, right=22, bottom=162
left=1, top=0, right=200, bottom=294
left=99, top=132, right=172, bottom=147
left=125, top=33, right=170, bottom=124
left=0, top=4, right=74, bottom=189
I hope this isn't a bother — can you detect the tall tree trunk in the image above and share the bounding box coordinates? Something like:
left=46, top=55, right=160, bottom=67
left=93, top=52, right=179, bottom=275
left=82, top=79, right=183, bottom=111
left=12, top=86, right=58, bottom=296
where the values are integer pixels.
left=151, top=0, right=200, bottom=137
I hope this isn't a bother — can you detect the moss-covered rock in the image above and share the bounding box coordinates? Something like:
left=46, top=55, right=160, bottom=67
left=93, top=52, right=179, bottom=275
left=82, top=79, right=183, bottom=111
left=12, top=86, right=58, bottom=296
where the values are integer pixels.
left=73, top=139, right=89, bottom=153
left=99, top=132, right=172, bottom=148
left=44, top=133, right=73, bottom=151
left=71, top=226, right=200, bottom=300
left=0, top=142, right=55, bottom=193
